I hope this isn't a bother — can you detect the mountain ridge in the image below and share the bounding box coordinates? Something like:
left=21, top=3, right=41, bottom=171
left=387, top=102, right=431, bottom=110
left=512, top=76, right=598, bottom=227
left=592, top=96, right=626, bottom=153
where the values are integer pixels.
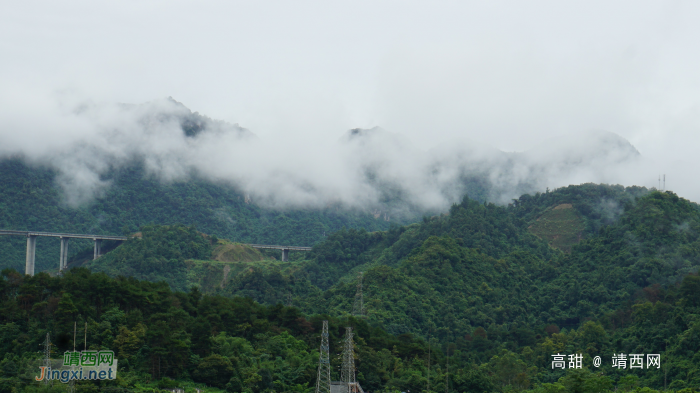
left=24, top=183, right=700, bottom=391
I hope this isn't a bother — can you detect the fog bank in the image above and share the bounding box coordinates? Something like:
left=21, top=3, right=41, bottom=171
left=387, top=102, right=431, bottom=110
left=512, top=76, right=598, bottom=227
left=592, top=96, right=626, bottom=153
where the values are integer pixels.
left=0, top=98, right=676, bottom=212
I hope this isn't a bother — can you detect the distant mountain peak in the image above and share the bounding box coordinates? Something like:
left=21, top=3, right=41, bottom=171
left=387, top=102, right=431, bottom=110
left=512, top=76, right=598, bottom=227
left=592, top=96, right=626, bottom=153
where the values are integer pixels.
left=522, top=130, right=640, bottom=167
left=342, top=126, right=386, bottom=141
left=142, top=97, right=255, bottom=139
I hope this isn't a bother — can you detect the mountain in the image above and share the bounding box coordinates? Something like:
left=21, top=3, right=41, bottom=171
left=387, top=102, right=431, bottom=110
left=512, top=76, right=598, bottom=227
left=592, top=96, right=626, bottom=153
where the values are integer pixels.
left=0, top=267, right=447, bottom=393
left=0, top=157, right=400, bottom=274
left=0, top=99, right=651, bottom=276
left=218, top=186, right=700, bottom=391
left=2, top=97, right=697, bottom=391
left=223, top=184, right=662, bottom=330
left=40, top=183, right=700, bottom=391
left=343, top=127, right=647, bottom=206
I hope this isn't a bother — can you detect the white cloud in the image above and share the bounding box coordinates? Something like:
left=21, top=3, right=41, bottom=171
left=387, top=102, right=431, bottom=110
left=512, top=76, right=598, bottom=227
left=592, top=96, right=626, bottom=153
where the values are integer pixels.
left=2, top=1, right=700, bottom=207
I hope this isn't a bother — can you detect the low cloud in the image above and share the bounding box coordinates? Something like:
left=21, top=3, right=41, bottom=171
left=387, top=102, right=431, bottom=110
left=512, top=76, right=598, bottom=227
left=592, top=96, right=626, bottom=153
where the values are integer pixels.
left=0, top=96, right=678, bottom=214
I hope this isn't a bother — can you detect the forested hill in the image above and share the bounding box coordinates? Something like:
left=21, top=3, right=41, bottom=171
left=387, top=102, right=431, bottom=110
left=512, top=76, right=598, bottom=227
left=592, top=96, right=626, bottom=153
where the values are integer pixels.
left=4, top=186, right=700, bottom=391
left=0, top=157, right=401, bottom=273
left=0, top=268, right=443, bottom=392
left=216, top=186, right=700, bottom=390
left=230, top=184, right=693, bottom=335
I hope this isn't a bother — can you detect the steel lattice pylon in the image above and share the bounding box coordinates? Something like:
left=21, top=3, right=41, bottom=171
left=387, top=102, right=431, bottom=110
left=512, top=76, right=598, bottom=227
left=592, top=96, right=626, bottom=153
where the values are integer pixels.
left=315, top=321, right=331, bottom=393
left=341, top=327, right=356, bottom=393
left=352, top=272, right=365, bottom=318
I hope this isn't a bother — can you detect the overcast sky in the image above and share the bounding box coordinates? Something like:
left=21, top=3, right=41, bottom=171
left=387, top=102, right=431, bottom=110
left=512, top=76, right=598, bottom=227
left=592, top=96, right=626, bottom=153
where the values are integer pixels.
left=2, top=1, right=700, bottom=204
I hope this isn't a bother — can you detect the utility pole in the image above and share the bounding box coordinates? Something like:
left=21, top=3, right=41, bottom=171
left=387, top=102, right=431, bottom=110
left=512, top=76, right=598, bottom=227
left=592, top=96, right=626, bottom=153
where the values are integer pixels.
left=315, top=321, right=331, bottom=393
left=341, top=327, right=356, bottom=393
left=352, top=272, right=365, bottom=318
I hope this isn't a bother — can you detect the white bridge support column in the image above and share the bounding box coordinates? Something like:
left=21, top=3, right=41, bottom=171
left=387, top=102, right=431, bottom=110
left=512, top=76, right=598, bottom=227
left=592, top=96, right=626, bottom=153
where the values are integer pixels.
left=281, top=248, right=289, bottom=262
left=93, top=239, right=102, bottom=260
left=59, top=237, right=69, bottom=272
left=25, top=235, right=37, bottom=276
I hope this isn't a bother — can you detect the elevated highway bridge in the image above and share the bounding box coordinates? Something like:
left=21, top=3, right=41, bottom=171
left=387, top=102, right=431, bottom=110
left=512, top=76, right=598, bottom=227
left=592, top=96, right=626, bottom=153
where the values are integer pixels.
left=0, top=229, right=311, bottom=276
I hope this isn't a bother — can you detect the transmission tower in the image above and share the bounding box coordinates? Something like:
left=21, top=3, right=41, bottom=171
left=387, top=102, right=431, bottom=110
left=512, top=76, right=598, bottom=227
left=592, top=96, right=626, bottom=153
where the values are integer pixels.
left=315, top=321, right=331, bottom=393
left=341, top=327, right=356, bottom=393
left=352, top=272, right=365, bottom=318
left=286, top=292, right=292, bottom=308
left=43, top=332, right=52, bottom=386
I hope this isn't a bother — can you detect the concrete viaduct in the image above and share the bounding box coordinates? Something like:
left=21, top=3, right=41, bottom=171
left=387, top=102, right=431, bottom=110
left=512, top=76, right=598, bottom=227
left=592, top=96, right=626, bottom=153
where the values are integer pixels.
left=247, top=244, right=312, bottom=262
left=0, top=230, right=312, bottom=276
left=0, top=230, right=128, bottom=276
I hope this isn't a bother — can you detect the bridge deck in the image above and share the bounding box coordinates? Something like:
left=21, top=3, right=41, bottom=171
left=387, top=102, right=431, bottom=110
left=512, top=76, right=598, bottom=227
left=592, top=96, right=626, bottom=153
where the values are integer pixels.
left=0, top=230, right=127, bottom=241
left=248, top=244, right=312, bottom=251
left=0, top=230, right=311, bottom=249
left=1, top=229, right=313, bottom=274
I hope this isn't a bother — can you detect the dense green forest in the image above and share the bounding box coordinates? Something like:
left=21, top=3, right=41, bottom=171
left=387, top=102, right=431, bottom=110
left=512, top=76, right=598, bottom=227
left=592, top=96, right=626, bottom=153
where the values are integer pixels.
left=2, top=261, right=700, bottom=392
left=4, top=182, right=700, bottom=391
left=34, top=184, right=700, bottom=391
left=0, top=268, right=444, bottom=393
left=0, top=157, right=404, bottom=273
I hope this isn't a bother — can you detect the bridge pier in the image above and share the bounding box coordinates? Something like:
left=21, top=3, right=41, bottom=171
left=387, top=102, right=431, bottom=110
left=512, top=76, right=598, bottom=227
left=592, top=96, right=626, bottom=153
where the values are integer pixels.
left=93, top=239, right=102, bottom=260
left=25, top=235, right=37, bottom=276
left=59, top=237, right=69, bottom=272
left=1, top=230, right=128, bottom=274
left=247, top=244, right=311, bottom=260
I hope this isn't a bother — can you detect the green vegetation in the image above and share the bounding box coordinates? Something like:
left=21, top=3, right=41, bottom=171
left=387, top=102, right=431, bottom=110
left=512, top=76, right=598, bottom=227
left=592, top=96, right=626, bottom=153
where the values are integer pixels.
left=211, top=241, right=265, bottom=263
left=85, top=225, right=213, bottom=292
left=5, top=180, right=700, bottom=391
left=511, top=183, right=650, bottom=235
left=211, top=186, right=700, bottom=391
left=527, top=204, right=586, bottom=252
left=0, top=268, right=445, bottom=393
left=84, top=224, right=314, bottom=295
left=0, top=158, right=403, bottom=274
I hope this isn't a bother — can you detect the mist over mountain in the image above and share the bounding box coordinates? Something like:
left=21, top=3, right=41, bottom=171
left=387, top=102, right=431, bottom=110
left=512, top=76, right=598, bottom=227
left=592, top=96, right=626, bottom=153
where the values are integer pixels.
left=339, top=124, right=646, bottom=207
left=0, top=98, right=660, bottom=216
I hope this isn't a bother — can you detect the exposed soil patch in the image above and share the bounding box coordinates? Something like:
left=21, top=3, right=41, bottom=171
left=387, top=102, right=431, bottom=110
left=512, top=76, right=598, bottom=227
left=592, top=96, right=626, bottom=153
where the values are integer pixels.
left=528, top=203, right=585, bottom=252
left=212, top=243, right=264, bottom=262
left=221, top=264, right=231, bottom=288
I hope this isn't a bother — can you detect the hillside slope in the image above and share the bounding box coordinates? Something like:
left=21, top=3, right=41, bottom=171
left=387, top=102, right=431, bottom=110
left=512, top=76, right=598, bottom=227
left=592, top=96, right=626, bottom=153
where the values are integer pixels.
left=17, top=184, right=700, bottom=391
left=0, top=158, right=399, bottom=273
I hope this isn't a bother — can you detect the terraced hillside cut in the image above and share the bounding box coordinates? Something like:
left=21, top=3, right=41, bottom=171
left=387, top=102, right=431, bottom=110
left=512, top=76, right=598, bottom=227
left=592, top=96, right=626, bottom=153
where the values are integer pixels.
left=527, top=203, right=585, bottom=252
